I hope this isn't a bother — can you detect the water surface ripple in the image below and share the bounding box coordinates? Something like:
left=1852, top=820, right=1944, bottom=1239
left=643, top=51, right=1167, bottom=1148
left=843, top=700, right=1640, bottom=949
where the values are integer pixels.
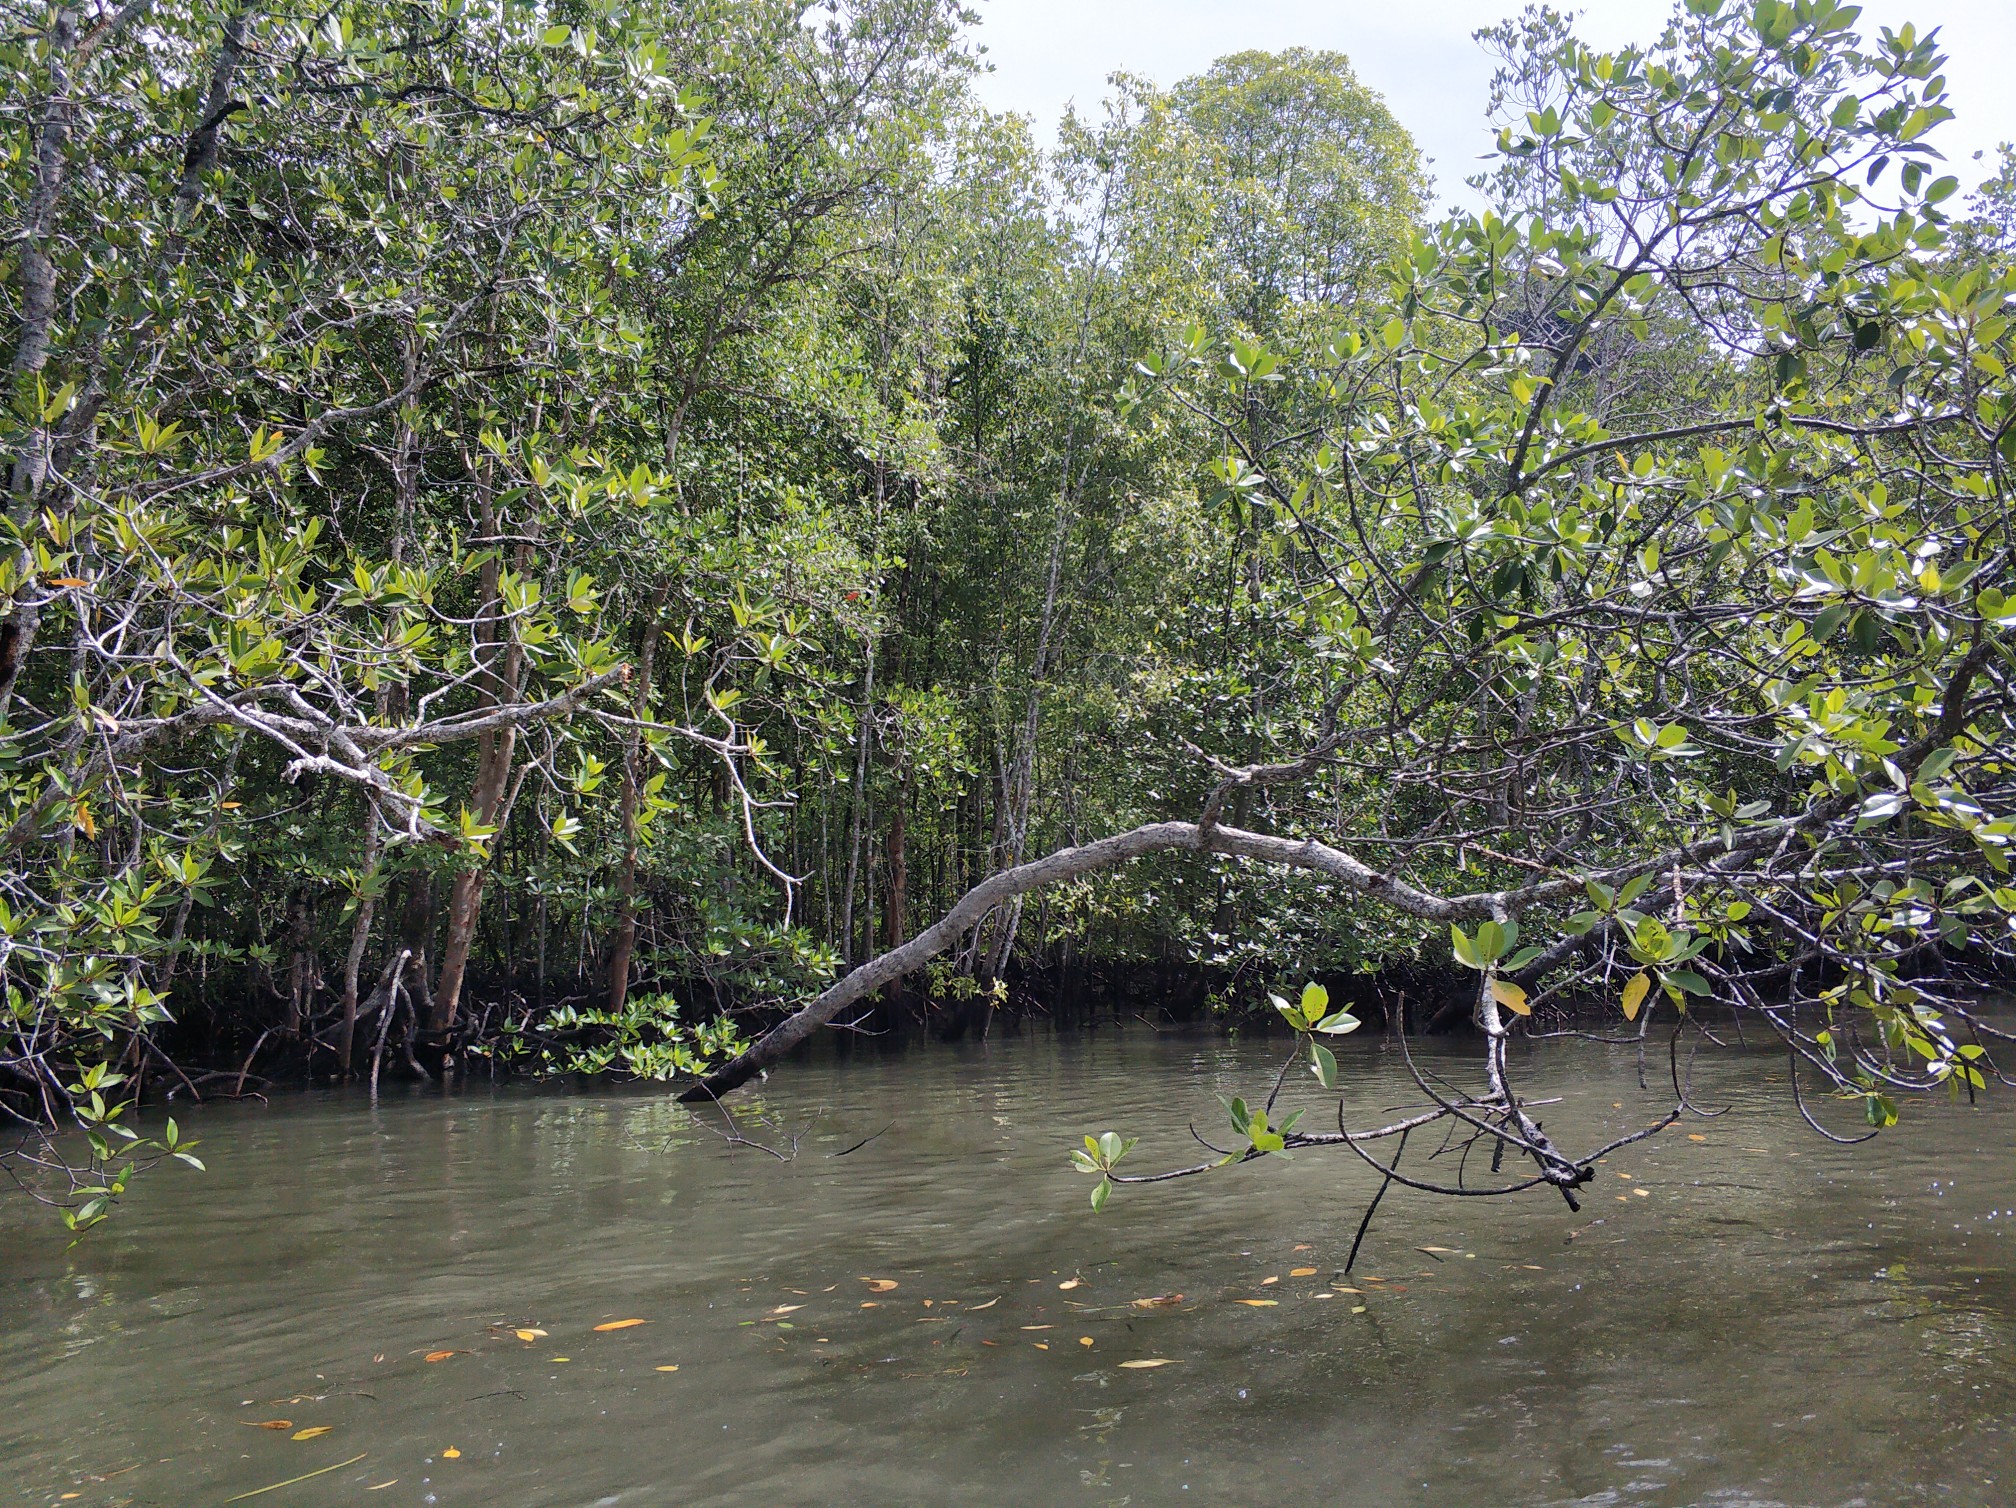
left=3, top=1028, right=2012, bottom=1506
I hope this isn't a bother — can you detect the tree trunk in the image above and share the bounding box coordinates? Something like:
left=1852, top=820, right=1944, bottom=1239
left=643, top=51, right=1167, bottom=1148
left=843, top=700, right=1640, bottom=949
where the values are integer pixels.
left=336, top=814, right=383, bottom=1075
left=428, top=466, right=528, bottom=1040
left=882, top=779, right=907, bottom=1004
left=681, top=818, right=1501, bottom=1101
left=839, top=633, right=877, bottom=963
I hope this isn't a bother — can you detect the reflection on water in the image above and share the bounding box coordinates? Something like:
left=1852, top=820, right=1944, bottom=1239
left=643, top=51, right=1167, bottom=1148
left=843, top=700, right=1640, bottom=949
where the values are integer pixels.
left=3, top=1027, right=2013, bottom=1506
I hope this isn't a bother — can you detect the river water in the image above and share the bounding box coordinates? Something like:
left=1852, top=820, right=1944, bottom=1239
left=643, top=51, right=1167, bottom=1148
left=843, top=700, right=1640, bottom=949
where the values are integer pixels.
left=4, top=1026, right=2014, bottom=1506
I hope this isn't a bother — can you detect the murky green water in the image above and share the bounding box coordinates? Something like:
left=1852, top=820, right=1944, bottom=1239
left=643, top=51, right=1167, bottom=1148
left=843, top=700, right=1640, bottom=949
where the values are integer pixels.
left=4, top=1027, right=2014, bottom=1506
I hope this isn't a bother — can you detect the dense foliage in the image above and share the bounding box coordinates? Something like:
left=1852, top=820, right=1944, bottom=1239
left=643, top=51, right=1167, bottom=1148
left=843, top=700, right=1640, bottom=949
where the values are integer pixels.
left=5, top=0, right=2014, bottom=1227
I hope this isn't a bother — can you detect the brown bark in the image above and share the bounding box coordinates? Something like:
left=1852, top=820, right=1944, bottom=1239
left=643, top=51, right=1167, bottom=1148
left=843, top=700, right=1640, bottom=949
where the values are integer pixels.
left=426, top=472, right=529, bottom=1037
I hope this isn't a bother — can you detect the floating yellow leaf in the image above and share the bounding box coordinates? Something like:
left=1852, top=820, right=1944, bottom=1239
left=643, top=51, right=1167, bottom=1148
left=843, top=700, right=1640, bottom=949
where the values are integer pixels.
left=1260, top=1276, right=1279, bottom=1286
left=862, top=1278, right=898, bottom=1292
left=969, top=1297, right=1000, bottom=1310
left=1079, top=1337, right=1094, bottom=1347
left=1633, top=1187, right=1650, bottom=1197
left=1351, top=1305, right=1368, bottom=1314
left=1418, top=1246, right=1457, bottom=1254
left=1289, top=1267, right=1319, bottom=1278
left=1621, top=971, right=1651, bottom=1022
left=550, top=1357, right=570, bottom=1362
left=366, top=1483, right=399, bottom=1492
left=1019, top=1324, right=1052, bottom=1331
left=768, top=1304, right=803, bottom=1315
left=1235, top=1299, right=1279, bottom=1307
left=1292, top=1243, right=1313, bottom=1252
left=1032, top=1341, right=1049, bottom=1349
left=424, top=1351, right=458, bottom=1362
left=1057, top=1278, right=1081, bottom=1291
left=860, top=1302, right=879, bottom=1309
left=513, top=1328, right=547, bottom=1342
left=291, top=1427, right=333, bottom=1441
left=1118, top=1358, right=1179, bottom=1369
left=593, top=1319, right=647, bottom=1332
left=242, top=1420, right=293, bottom=1431
left=441, top=1448, right=460, bottom=1459
left=1687, top=1133, right=1707, bottom=1142
left=655, top=1365, right=680, bottom=1373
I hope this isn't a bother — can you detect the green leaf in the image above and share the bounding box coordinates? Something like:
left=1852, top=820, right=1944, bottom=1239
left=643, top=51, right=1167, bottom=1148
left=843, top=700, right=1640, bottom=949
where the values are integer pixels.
left=1310, top=1041, right=1339, bottom=1089
left=1450, top=924, right=1482, bottom=969
left=1091, top=1179, right=1111, bottom=1213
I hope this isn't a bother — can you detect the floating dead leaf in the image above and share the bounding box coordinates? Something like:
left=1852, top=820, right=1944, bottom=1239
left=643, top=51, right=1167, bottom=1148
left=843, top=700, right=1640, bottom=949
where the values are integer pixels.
left=1057, top=1278, right=1082, bottom=1291
left=1235, top=1299, right=1279, bottom=1307
left=242, top=1420, right=293, bottom=1431
left=1289, top=1267, right=1318, bottom=1278
left=424, top=1351, right=459, bottom=1363
left=655, top=1365, right=680, bottom=1373
left=441, top=1448, right=461, bottom=1460
left=981, top=1339, right=999, bottom=1347
left=513, top=1328, right=547, bottom=1342
left=1417, top=1246, right=1457, bottom=1255
left=1020, top=1324, right=1053, bottom=1331
left=768, top=1304, right=804, bottom=1315
left=1130, top=1293, right=1184, bottom=1308
left=291, top=1427, right=333, bottom=1441
left=1032, top=1341, right=1049, bottom=1350
left=593, top=1319, right=647, bottom=1332
left=1312, top=1292, right=1334, bottom=1299
left=1118, top=1358, right=1179, bottom=1369
left=969, top=1297, right=1000, bottom=1309
left=1687, top=1133, right=1707, bottom=1142
left=1633, top=1187, right=1650, bottom=1198
left=862, top=1278, right=899, bottom=1292
left=860, top=1302, right=880, bottom=1309
left=366, top=1483, right=399, bottom=1492
left=1351, top=1305, right=1369, bottom=1314
left=1260, top=1276, right=1278, bottom=1286
left=1079, top=1337, right=1094, bottom=1347
left=1292, top=1243, right=1313, bottom=1252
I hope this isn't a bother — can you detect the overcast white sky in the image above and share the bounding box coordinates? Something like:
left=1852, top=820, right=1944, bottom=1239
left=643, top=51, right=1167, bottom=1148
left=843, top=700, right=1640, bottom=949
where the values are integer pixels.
left=966, top=0, right=2016, bottom=214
